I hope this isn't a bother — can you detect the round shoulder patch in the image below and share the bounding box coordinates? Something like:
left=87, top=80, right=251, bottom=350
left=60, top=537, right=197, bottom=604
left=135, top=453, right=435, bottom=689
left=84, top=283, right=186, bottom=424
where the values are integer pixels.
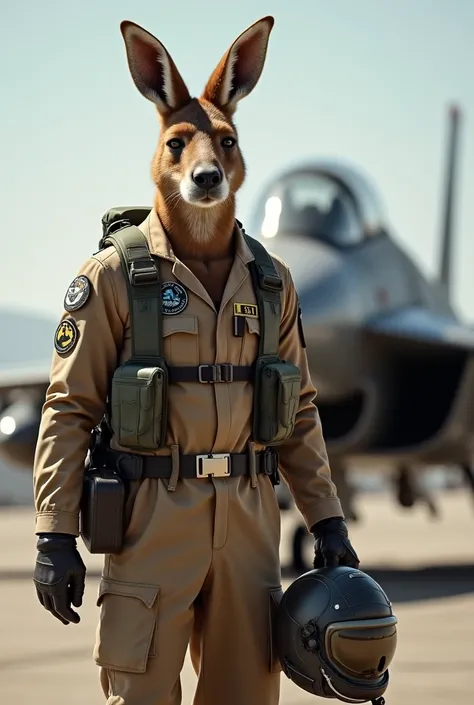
left=54, top=319, right=79, bottom=354
left=161, top=281, right=188, bottom=315
left=64, top=275, right=91, bottom=312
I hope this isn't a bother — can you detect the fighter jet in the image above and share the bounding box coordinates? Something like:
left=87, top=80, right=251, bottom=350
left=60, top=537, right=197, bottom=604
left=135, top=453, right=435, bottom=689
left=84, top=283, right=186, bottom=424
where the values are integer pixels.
left=248, top=105, right=474, bottom=550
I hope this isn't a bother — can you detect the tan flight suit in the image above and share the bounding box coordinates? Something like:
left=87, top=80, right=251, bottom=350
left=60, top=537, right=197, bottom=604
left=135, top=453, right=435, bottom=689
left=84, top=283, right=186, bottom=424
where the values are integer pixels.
left=33, top=208, right=343, bottom=705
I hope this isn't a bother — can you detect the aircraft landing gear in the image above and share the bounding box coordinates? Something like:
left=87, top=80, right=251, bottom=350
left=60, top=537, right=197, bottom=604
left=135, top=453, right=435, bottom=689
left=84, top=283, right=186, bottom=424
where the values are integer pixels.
left=460, top=464, right=474, bottom=505
left=394, top=465, right=439, bottom=518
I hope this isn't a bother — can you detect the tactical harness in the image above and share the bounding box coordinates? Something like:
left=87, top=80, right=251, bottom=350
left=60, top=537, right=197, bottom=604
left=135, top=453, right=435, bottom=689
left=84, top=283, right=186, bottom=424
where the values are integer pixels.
left=80, top=207, right=302, bottom=553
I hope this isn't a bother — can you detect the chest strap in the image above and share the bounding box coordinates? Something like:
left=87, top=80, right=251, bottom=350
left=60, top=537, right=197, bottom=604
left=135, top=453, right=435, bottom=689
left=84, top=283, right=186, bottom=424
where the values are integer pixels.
left=168, top=364, right=252, bottom=383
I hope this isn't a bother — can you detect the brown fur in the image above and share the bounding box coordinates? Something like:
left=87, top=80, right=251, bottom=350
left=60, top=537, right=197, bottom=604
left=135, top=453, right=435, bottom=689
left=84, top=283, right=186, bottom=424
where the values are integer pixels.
left=120, top=16, right=274, bottom=303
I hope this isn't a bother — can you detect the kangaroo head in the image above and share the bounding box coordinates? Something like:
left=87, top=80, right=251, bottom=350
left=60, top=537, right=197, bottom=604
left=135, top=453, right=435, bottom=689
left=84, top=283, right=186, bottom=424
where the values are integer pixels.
left=120, top=16, right=274, bottom=251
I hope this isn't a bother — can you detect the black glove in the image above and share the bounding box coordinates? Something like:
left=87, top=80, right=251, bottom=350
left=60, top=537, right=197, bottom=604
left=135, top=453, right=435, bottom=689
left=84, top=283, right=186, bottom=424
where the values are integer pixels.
left=33, top=533, right=86, bottom=625
left=311, top=517, right=360, bottom=570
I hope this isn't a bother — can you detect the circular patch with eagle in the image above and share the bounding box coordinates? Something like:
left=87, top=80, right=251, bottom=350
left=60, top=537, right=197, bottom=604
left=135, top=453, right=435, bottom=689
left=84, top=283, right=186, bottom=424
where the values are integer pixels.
left=64, top=275, right=91, bottom=312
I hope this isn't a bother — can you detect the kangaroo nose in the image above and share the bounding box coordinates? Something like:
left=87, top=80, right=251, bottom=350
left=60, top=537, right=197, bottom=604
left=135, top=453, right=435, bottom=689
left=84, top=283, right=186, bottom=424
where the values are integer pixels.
left=192, top=166, right=222, bottom=190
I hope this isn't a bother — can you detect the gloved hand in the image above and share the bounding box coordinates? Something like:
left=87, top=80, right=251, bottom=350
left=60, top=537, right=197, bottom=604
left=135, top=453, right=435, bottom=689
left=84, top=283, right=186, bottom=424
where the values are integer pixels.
left=311, top=517, right=360, bottom=570
left=33, top=533, right=86, bottom=625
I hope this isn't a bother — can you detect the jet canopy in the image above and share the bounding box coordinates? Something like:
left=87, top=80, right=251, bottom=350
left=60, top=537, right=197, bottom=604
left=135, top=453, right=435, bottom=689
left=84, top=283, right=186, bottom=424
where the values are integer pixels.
left=249, top=161, right=388, bottom=248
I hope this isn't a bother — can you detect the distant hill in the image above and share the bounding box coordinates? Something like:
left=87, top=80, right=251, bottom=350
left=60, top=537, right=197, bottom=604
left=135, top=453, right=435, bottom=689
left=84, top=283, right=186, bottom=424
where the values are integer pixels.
left=0, top=308, right=56, bottom=366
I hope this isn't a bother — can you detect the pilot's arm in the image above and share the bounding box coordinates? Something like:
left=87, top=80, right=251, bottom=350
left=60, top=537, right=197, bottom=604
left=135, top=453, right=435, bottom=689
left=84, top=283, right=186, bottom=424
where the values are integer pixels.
left=32, top=253, right=125, bottom=625
left=276, top=263, right=360, bottom=569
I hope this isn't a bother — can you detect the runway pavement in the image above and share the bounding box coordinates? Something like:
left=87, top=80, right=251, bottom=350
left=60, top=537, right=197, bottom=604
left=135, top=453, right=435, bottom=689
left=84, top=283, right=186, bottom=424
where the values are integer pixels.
left=1, top=489, right=473, bottom=704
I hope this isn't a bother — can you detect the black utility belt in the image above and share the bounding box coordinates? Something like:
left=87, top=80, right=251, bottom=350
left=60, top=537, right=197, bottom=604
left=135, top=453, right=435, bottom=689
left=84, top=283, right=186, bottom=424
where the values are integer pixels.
left=94, top=448, right=279, bottom=481
left=80, top=448, right=280, bottom=557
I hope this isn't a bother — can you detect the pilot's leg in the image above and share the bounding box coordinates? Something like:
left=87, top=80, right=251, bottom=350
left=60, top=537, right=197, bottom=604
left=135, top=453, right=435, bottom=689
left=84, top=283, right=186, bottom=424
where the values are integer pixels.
left=190, top=474, right=282, bottom=705
left=93, top=477, right=215, bottom=705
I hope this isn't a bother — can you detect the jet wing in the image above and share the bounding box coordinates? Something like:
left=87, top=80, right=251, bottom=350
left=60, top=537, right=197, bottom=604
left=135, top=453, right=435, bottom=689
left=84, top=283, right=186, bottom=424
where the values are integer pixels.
left=0, top=363, right=51, bottom=395
left=364, top=307, right=474, bottom=351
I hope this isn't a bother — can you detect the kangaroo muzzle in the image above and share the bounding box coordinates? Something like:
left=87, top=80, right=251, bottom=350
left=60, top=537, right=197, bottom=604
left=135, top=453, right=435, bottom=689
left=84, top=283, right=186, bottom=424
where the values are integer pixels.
left=180, top=162, right=229, bottom=207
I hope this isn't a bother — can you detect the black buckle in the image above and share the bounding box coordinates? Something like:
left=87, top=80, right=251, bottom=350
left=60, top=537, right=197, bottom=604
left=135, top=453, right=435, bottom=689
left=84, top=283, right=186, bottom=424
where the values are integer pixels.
left=258, top=267, right=283, bottom=292
left=106, top=218, right=131, bottom=236
left=116, top=453, right=143, bottom=480
left=130, top=259, right=159, bottom=286
left=262, top=449, right=280, bottom=485
left=198, top=364, right=234, bottom=383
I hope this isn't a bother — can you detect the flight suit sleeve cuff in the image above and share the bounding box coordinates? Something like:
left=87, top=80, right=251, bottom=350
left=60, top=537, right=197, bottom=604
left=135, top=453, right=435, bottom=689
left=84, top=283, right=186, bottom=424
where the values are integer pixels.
left=35, top=511, right=80, bottom=536
left=301, top=497, right=344, bottom=533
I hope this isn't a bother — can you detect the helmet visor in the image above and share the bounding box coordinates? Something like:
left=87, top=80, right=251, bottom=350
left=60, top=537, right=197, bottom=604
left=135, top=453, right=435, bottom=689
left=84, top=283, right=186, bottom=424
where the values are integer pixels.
left=325, top=616, right=397, bottom=681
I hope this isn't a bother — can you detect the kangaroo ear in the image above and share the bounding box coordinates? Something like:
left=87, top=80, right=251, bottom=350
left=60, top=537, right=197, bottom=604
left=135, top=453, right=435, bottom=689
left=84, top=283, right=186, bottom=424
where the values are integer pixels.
left=120, top=20, right=191, bottom=116
left=201, top=16, right=274, bottom=114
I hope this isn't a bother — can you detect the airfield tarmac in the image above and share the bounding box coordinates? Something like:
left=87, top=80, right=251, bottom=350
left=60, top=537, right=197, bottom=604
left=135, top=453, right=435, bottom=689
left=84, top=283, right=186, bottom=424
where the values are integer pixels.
left=1, top=490, right=473, bottom=705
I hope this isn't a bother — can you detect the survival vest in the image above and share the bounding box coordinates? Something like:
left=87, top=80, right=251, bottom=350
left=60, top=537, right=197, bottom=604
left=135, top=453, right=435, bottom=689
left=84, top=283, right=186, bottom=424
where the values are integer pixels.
left=96, top=206, right=302, bottom=449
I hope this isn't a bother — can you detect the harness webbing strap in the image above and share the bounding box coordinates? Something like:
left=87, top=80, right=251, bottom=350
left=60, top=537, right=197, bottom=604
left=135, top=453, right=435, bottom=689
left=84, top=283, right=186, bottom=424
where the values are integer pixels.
left=103, top=226, right=164, bottom=364
left=101, top=216, right=283, bottom=377
left=243, top=233, right=283, bottom=358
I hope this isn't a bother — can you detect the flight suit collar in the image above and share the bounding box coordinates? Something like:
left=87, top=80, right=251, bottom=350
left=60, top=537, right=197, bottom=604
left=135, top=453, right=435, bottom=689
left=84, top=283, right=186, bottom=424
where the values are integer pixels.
left=139, top=207, right=256, bottom=312
left=140, top=207, right=255, bottom=265
left=140, top=207, right=175, bottom=261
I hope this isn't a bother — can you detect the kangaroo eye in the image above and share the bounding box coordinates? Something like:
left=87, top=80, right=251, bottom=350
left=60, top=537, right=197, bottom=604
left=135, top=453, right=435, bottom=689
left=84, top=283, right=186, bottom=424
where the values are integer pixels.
left=221, top=137, right=236, bottom=149
left=167, top=138, right=185, bottom=151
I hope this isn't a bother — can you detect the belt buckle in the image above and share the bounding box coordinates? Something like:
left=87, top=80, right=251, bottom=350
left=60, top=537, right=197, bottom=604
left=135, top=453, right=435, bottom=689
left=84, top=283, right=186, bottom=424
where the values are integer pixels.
left=198, top=364, right=215, bottom=383
left=198, top=364, right=234, bottom=383
left=196, top=453, right=231, bottom=478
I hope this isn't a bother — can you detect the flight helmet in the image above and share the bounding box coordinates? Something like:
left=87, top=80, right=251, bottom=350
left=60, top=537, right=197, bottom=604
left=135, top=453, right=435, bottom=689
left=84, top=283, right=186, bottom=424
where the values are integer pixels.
left=276, top=566, right=397, bottom=704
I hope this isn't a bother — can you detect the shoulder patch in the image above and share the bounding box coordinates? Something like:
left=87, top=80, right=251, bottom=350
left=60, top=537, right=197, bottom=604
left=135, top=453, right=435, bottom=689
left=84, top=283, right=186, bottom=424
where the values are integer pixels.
left=161, top=281, right=188, bottom=315
left=54, top=319, right=79, bottom=354
left=64, top=275, right=91, bottom=312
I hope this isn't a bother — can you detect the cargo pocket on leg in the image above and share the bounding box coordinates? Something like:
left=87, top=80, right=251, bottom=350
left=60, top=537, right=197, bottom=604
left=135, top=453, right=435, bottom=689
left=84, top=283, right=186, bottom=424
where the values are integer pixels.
left=93, top=578, right=161, bottom=674
left=268, top=586, right=284, bottom=674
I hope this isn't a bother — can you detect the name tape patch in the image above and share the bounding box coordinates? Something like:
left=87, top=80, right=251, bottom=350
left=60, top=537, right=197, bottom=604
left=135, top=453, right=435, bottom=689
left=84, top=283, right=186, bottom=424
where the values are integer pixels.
left=233, top=303, right=258, bottom=318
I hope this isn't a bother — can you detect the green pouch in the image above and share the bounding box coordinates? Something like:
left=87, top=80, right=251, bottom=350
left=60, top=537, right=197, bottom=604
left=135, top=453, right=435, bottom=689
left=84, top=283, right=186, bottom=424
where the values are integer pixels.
left=254, top=359, right=301, bottom=445
left=110, top=361, right=168, bottom=451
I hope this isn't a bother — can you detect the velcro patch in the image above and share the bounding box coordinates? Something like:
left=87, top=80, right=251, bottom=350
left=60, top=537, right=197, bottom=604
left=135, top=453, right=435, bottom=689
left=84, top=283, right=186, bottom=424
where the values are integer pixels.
left=64, top=275, right=91, bottom=312
left=54, top=319, right=79, bottom=354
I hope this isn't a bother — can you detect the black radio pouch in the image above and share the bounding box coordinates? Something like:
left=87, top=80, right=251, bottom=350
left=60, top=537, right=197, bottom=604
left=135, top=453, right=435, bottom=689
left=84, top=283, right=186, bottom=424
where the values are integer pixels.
left=79, top=467, right=125, bottom=555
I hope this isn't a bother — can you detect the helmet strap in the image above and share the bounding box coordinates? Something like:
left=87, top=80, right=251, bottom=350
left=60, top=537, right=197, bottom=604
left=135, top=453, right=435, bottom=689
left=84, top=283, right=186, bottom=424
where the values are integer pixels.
left=320, top=668, right=387, bottom=705
left=320, top=668, right=366, bottom=703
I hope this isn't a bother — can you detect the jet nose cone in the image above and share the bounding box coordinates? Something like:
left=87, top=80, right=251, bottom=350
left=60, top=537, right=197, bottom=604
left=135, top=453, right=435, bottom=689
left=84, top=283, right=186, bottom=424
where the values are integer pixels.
left=262, top=235, right=360, bottom=399
left=261, top=235, right=342, bottom=292
left=262, top=235, right=350, bottom=318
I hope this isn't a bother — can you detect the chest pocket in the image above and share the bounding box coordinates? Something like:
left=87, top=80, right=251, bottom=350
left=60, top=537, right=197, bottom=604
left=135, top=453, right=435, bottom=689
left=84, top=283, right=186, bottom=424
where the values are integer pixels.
left=239, top=316, right=261, bottom=365
left=162, top=315, right=199, bottom=366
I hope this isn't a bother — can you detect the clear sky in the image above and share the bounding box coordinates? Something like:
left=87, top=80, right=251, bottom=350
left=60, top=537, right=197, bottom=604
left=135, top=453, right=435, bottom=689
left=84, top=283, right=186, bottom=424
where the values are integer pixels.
left=1, top=0, right=472, bottom=320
